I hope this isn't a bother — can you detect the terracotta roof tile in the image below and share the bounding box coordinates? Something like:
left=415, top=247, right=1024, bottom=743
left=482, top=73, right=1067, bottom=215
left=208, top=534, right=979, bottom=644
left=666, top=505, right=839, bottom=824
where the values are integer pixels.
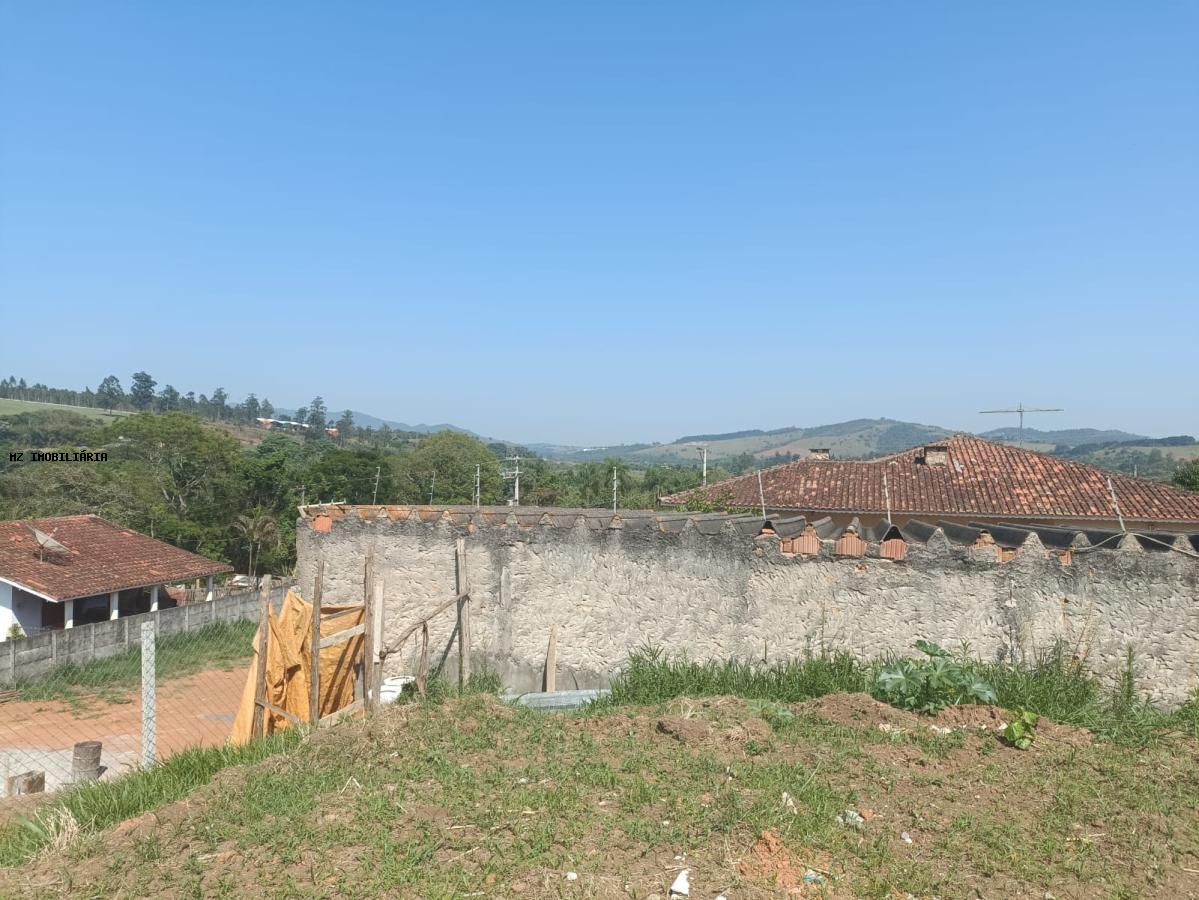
left=662, top=435, right=1199, bottom=526
left=0, top=515, right=233, bottom=601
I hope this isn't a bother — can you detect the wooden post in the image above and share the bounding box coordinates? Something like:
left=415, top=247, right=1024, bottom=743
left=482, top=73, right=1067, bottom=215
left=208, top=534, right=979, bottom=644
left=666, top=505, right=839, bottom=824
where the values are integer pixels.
left=72, top=741, right=102, bottom=783
left=456, top=538, right=470, bottom=689
left=362, top=550, right=375, bottom=712
left=544, top=624, right=558, bottom=692
left=369, top=579, right=384, bottom=708
left=251, top=575, right=272, bottom=737
left=416, top=623, right=429, bottom=696
left=309, top=562, right=324, bottom=725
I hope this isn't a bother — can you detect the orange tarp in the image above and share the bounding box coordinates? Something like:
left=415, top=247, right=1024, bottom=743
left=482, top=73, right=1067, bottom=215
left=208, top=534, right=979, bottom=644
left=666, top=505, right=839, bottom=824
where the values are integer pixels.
left=229, top=588, right=364, bottom=745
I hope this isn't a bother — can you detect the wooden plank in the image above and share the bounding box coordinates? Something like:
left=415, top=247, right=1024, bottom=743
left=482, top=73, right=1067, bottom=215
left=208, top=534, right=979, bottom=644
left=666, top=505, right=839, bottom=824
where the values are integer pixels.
left=543, top=623, right=558, bottom=693
left=456, top=537, right=470, bottom=689
left=385, top=593, right=465, bottom=654
left=250, top=575, right=273, bottom=738
left=254, top=698, right=304, bottom=727
left=323, top=603, right=366, bottom=612
left=319, top=698, right=364, bottom=726
left=309, top=561, right=324, bottom=725
left=318, top=623, right=365, bottom=649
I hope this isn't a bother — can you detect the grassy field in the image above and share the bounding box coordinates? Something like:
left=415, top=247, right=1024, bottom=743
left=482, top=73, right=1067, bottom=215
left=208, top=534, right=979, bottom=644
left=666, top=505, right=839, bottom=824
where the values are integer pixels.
left=15, top=620, right=258, bottom=708
left=0, top=398, right=131, bottom=422
left=2, top=650, right=1198, bottom=898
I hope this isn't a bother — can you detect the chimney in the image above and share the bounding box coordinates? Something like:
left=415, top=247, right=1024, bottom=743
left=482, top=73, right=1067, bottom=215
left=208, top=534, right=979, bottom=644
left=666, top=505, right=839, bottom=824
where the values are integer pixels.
left=808, top=448, right=831, bottom=460
left=922, top=445, right=949, bottom=466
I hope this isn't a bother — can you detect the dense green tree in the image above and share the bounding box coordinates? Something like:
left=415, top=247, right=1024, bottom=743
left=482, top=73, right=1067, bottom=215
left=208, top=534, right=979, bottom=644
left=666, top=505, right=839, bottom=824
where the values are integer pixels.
left=306, top=448, right=397, bottom=505
left=1175, top=460, right=1199, bottom=492
left=392, top=431, right=503, bottom=505
left=334, top=410, right=355, bottom=443
left=130, top=371, right=157, bottom=410
left=306, top=397, right=328, bottom=433
left=94, top=412, right=243, bottom=555
left=211, top=387, right=228, bottom=419
left=157, top=384, right=181, bottom=411
left=0, top=411, right=96, bottom=449
left=261, top=398, right=274, bottom=419
left=96, top=375, right=124, bottom=410
left=243, top=393, right=261, bottom=423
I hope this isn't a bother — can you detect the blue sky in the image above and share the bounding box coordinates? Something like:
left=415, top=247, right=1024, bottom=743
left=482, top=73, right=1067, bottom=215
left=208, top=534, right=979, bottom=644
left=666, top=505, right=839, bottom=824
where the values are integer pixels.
left=1, top=3, right=1196, bottom=445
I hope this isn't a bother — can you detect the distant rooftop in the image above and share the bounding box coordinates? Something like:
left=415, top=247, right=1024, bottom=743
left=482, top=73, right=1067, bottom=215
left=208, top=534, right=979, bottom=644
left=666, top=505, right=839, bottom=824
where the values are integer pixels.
left=0, top=515, right=232, bottom=601
left=661, top=435, right=1199, bottom=526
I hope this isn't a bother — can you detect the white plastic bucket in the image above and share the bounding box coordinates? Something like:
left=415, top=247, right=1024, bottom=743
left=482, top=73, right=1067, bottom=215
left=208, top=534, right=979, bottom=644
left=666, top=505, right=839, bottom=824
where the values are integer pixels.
left=378, top=675, right=416, bottom=705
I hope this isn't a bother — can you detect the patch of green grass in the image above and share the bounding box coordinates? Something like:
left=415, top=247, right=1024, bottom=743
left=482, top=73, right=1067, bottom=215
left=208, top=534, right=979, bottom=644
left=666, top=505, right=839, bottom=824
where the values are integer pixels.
left=0, top=730, right=301, bottom=866
left=598, top=644, right=1199, bottom=748
left=16, top=620, right=258, bottom=706
left=595, top=644, right=872, bottom=708
left=3, top=690, right=1198, bottom=898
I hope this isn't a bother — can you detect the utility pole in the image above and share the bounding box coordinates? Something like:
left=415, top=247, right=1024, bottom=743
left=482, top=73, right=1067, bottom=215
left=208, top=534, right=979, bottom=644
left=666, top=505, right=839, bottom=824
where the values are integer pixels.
left=502, top=456, right=521, bottom=506
left=978, top=403, right=1063, bottom=443
left=697, top=447, right=708, bottom=486
left=429, top=471, right=436, bottom=505
left=474, top=464, right=481, bottom=508
left=612, top=466, right=618, bottom=512
left=372, top=466, right=381, bottom=505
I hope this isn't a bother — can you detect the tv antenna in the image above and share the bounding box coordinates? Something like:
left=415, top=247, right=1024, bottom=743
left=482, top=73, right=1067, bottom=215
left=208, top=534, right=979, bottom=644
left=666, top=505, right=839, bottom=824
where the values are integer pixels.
left=25, top=525, right=69, bottom=562
left=978, top=403, right=1063, bottom=442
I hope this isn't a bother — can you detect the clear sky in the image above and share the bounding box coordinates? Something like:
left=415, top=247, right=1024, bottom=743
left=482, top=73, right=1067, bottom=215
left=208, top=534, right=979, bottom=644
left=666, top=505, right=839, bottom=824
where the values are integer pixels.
left=1, top=3, right=1196, bottom=445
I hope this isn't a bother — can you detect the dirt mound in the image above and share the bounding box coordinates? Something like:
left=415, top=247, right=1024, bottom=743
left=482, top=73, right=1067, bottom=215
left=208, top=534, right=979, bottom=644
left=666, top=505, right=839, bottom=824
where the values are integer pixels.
left=795, top=693, right=1094, bottom=747
left=795, top=692, right=920, bottom=730
left=934, top=703, right=1093, bottom=746
left=656, top=707, right=771, bottom=749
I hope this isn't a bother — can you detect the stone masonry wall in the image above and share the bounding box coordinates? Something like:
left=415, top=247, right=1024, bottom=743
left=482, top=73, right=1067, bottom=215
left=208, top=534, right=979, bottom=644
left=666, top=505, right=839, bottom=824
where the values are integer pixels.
left=296, top=506, right=1199, bottom=707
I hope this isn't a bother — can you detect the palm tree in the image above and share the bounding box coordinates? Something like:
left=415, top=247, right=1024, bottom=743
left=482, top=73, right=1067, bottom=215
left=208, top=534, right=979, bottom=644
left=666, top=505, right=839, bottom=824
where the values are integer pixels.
left=234, top=509, right=280, bottom=580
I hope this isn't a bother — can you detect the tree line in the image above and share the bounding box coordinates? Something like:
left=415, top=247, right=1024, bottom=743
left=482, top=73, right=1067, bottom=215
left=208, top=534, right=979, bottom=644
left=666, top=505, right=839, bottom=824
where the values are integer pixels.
left=0, top=406, right=718, bottom=577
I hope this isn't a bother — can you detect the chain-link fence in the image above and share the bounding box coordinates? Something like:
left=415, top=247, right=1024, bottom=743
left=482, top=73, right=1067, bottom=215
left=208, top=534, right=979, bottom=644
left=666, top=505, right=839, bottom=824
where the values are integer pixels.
left=0, top=581, right=290, bottom=796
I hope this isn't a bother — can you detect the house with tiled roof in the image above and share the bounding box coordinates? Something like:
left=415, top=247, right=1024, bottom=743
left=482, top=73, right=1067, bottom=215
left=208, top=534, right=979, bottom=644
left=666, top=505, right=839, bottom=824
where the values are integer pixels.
left=0, top=515, right=232, bottom=639
left=661, top=435, right=1199, bottom=533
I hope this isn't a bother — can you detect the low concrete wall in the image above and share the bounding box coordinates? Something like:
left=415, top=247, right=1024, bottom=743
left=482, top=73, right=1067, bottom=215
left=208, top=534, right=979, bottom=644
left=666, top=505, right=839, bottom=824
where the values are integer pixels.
left=296, top=506, right=1199, bottom=707
left=0, top=586, right=288, bottom=685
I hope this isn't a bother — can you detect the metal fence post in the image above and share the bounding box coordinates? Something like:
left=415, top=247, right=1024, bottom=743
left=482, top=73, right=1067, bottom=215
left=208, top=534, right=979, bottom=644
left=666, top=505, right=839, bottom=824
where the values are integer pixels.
left=141, top=620, right=156, bottom=768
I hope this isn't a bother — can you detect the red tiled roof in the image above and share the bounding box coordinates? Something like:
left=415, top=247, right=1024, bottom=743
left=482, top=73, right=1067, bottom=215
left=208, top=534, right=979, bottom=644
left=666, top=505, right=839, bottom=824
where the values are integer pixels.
left=0, top=515, right=232, bottom=601
left=661, top=435, right=1199, bottom=525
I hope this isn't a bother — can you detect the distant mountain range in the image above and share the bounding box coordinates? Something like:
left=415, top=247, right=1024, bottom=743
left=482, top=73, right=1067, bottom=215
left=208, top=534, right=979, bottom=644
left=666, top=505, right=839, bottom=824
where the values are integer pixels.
left=273, top=407, right=1194, bottom=481
left=977, top=426, right=1146, bottom=447
left=526, top=419, right=1153, bottom=464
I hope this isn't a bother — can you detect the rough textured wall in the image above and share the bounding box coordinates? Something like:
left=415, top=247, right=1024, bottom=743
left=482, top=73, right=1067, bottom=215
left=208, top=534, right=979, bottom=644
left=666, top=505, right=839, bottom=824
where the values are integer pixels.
left=296, top=506, right=1199, bottom=707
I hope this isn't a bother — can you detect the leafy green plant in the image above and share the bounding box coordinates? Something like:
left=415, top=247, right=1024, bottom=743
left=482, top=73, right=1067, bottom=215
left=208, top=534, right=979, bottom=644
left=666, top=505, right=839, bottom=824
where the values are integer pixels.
left=747, top=698, right=796, bottom=729
left=1003, top=709, right=1040, bottom=750
left=875, top=640, right=997, bottom=714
